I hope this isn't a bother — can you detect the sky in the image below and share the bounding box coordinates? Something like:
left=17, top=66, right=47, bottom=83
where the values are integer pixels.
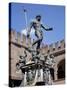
left=10, top=3, right=65, bottom=45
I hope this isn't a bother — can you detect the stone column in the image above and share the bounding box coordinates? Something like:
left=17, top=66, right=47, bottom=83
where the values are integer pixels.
left=54, top=66, right=58, bottom=80
left=32, top=69, right=38, bottom=85
left=40, top=68, right=43, bottom=81
left=48, top=70, right=53, bottom=85
left=28, top=70, right=32, bottom=80
left=24, top=71, right=27, bottom=86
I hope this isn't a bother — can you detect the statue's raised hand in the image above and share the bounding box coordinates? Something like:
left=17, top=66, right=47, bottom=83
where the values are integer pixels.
left=49, top=27, right=53, bottom=30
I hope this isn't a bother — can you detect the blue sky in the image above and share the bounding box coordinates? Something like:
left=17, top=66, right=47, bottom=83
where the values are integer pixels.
left=10, top=3, right=65, bottom=45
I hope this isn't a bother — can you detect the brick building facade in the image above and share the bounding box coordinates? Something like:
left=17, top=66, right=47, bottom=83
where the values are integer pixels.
left=9, top=30, right=65, bottom=87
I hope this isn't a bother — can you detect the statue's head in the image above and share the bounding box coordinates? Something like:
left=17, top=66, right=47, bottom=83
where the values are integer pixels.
left=36, top=15, right=41, bottom=21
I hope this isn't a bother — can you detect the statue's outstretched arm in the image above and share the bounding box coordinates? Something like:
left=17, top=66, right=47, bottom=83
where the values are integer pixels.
left=41, top=24, right=53, bottom=31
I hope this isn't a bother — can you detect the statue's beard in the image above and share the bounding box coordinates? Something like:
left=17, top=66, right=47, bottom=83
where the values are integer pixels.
left=37, top=19, right=40, bottom=21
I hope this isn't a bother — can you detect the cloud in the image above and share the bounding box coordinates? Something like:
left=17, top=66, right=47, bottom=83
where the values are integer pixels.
left=21, top=28, right=35, bottom=36
left=21, top=28, right=36, bottom=42
left=21, top=28, right=27, bottom=35
left=21, top=28, right=35, bottom=38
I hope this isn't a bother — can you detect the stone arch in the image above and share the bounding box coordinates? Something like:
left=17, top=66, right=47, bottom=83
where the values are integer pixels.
left=57, top=59, right=65, bottom=79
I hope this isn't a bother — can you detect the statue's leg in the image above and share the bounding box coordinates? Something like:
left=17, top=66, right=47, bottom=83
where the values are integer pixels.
left=32, top=30, right=43, bottom=52
left=36, top=39, right=42, bottom=49
left=32, top=38, right=42, bottom=46
left=32, top=30, right=43, bottom=46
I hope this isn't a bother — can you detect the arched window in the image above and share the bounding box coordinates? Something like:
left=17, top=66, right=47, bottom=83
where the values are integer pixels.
left=57, top=59, right=65, bottom=79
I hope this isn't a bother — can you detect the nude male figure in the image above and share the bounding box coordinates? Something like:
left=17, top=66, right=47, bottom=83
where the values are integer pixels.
left=27, top=15, right=53, bottom=51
